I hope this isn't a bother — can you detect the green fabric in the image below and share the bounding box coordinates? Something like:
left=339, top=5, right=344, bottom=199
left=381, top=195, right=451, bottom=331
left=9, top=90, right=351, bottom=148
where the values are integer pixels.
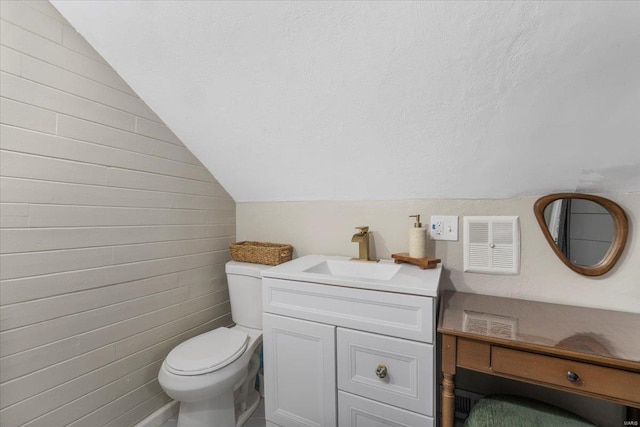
left=464, top=395, right=596, bottom=427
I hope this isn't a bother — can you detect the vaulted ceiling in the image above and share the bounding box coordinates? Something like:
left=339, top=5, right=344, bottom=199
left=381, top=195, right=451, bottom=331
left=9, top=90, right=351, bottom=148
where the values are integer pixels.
left=51, top=1, right=640, bottom=202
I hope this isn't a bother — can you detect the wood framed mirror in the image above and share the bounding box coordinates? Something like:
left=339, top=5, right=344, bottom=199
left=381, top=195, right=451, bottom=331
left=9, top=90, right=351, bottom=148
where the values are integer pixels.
left=534, top=193, right=628, bottom=276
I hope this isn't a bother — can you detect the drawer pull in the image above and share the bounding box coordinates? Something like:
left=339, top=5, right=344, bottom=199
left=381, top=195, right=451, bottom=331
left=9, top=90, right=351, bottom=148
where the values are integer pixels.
left=566, top=371, right=579, bottom=383
left=375, top=364, right=388, bottom=379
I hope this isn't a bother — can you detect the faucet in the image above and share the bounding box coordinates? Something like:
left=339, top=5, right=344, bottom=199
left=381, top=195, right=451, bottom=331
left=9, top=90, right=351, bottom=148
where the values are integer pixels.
left=350, top=226, right=379, bottom=262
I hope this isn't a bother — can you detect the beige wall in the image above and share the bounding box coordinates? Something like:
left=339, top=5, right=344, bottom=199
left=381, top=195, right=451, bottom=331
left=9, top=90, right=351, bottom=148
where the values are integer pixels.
left=0, top=2, right=234, bottom=426
left=237, top=193, right=639, bottom=313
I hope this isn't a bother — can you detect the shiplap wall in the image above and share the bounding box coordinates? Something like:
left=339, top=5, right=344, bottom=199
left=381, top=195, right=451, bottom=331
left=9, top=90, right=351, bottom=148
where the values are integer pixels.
left=0, top=1, right=235, bottom=426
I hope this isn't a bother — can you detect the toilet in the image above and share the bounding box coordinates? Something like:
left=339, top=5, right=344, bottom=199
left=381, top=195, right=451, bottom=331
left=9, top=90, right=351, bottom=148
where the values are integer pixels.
left=158, top=261, right=271, bottom=427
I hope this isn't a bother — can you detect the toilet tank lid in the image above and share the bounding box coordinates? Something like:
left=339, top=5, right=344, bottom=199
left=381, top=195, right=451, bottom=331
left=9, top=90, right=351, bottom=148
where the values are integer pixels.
left=226, top=261, right=272, bottom=278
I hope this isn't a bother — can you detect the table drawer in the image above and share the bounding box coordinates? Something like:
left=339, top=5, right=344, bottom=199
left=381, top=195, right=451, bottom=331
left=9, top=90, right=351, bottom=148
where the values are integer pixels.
left=491, top=347, right=640, bottom=405
left=263, top=278, right=434, bottom=342
left=337, top=328, right=434, bottom=416
left=339, top=391, right=434, bottom=427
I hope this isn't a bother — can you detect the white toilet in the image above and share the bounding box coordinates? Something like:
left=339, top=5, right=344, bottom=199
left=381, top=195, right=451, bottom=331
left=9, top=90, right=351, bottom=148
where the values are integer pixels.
left=158, top=261, right=271, bottom=427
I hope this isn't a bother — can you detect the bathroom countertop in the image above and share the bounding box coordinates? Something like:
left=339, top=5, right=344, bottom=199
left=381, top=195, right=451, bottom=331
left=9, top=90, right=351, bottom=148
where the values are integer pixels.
left=262, top=254, right=442, bottom=297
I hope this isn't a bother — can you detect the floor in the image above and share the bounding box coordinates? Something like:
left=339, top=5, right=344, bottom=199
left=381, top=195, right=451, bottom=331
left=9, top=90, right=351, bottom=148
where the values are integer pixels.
left=160, top=398, right=266, bottom=427
left=159, top=399, right=464, bottom=427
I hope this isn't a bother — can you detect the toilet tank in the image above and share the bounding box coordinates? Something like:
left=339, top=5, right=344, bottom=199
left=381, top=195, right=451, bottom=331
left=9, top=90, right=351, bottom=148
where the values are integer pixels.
left=225, top=261, right=272, bottom=329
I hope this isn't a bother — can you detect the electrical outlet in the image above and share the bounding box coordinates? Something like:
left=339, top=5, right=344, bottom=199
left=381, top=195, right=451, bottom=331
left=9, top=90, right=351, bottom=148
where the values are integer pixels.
left=430, top=215, right=459, bottom=241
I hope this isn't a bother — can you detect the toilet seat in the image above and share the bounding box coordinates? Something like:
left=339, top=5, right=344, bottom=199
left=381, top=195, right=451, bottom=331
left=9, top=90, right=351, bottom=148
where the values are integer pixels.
left=165, top=328, right=249, bottom=376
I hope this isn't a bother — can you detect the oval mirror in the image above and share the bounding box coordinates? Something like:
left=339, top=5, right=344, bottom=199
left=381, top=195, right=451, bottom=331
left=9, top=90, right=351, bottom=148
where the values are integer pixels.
left=534, top=193, right=628, bottom=276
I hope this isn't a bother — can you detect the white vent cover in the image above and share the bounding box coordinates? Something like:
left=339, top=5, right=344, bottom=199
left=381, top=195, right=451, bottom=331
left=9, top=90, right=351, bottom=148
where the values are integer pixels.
left=463, top=216, right=520, bottom=275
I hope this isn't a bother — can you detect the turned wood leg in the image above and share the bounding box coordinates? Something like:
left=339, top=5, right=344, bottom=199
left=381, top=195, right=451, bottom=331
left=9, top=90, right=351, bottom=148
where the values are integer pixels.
left=440, top=334, right=458, bottom=427
left=442, top=372, right=456, bottom=427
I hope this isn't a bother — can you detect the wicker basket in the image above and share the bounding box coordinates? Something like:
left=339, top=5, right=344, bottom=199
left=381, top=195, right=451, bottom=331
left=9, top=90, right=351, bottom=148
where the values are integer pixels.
left=229, top=241, right=293, bottom=266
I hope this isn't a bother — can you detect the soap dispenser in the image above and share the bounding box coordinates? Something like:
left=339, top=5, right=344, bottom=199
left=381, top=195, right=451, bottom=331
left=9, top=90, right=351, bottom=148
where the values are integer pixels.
left=409, top=215, right=427, bottom=258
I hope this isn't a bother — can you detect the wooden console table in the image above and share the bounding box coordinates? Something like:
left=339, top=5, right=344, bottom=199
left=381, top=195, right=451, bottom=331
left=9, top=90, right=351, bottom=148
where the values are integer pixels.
left=437, top=291, right=640, bottom=427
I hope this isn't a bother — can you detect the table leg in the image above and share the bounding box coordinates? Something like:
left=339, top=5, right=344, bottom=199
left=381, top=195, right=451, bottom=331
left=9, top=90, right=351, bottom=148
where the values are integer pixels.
left=441, top=334, right=457, bottom=427
left=442, top=373, right=456, bottom=427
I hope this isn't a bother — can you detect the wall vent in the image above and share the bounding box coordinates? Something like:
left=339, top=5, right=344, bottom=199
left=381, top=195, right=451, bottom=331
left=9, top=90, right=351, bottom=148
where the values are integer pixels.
left=438, top=387, right=485, bottom=421
left=464, top=216, right=520, bottom=274
left=455, top=389, right=485, bottom=420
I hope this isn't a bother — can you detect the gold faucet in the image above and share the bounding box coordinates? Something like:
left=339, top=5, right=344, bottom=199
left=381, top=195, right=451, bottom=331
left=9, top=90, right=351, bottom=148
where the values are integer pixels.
left=350, top=226, right=379, bottom=262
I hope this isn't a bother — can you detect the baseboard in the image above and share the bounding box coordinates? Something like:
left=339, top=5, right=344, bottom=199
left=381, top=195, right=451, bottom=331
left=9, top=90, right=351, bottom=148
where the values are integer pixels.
left=135, top=400, right=179, bottom=427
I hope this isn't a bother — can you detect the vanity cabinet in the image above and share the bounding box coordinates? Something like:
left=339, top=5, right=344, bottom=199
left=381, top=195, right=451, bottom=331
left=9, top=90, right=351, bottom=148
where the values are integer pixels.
left=262, top=275, right=440, bottom=427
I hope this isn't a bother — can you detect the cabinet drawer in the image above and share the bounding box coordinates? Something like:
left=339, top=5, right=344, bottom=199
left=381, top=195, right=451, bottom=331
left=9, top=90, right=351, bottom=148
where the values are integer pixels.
left=337, top=328, right=434, bottom=416
left=491, top=347, right=640, bottom=405
left=339, top=391, right=434, bottom=427
left=263, top=278, right=434, bottom=342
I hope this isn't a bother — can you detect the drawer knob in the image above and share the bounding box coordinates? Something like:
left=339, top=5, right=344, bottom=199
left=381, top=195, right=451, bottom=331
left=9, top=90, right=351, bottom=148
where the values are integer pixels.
left=375, top=364, right=388, bottom=379
left=566, top=371, right=579, bottom=383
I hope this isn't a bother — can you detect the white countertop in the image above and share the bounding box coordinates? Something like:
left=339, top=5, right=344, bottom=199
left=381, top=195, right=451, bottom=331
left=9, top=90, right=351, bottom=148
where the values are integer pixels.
left=262, top=254, right=442, bottom=297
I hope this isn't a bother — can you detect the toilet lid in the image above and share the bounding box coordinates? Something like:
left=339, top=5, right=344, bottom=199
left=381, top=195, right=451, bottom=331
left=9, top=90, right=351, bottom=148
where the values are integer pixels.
left=165, top=328, right=249, bottom=376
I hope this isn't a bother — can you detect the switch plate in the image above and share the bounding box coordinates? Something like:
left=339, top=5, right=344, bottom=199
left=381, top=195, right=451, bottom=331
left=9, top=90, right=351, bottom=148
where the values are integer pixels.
left=430, top=215, right=459, bottom=241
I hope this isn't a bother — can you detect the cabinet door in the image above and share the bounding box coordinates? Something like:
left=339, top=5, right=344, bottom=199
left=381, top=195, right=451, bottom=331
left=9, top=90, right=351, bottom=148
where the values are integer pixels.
left=263, top=313, right=337, bottom=427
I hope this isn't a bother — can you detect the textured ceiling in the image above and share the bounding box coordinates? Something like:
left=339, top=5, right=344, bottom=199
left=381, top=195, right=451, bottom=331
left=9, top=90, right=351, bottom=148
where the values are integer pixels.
left=51, top=1, right=640, bottom=202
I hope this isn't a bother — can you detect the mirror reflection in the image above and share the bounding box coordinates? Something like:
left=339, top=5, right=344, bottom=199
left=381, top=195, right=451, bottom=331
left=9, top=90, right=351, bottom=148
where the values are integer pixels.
left=543, top=199, right=614, bottom=267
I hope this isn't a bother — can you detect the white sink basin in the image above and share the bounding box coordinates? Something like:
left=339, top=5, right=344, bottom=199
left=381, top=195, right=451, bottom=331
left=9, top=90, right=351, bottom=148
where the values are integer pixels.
left=304, top=259, right=401, bottom=281
left=262, top=255, right=442, bottom=297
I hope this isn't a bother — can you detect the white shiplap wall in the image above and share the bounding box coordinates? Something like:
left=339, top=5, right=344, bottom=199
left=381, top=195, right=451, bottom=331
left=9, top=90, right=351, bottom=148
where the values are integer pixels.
left=0, top=1, right=235, bottom=426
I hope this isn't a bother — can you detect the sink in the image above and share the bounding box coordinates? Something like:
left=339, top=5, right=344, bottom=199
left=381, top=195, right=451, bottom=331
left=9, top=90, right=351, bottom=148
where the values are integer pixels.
left=262, top=254, right=441, bottom=297
left=304, top=259, right=401, bottom=281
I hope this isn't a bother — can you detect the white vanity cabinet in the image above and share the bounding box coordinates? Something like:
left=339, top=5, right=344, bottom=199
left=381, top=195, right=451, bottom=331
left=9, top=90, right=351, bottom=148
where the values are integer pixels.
left=262, top=259, right=441, bottom=427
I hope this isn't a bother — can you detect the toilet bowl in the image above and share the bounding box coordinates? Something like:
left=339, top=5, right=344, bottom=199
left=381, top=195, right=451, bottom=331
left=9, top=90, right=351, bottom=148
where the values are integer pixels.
left=158, top=261, right=271, bottom=427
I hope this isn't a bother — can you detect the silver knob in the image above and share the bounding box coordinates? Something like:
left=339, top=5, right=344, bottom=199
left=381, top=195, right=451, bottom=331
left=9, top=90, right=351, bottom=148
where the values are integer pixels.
left=375, top=364, right=388, bottom=379
left=566, top=371, right=579, bottom=383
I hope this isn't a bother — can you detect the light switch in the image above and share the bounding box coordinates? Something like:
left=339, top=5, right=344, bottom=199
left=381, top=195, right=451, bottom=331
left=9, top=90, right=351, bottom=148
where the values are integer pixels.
left=430, top=215, right=459, bottom=241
